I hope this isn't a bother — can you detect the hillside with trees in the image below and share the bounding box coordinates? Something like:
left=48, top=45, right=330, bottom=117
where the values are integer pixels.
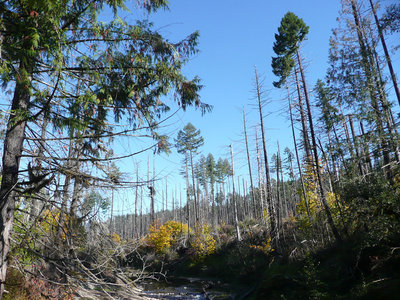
left=0, top=0, right=399, bottom=299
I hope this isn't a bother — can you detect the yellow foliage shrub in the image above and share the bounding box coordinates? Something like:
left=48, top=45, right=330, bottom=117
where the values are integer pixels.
left=111, top=232, right=122, bottom=244
left=297, top=190, right=319, bottom=217
left=146, top=220, right=189, bottom=253
left=192, top=224, right=216, bottom=260
left=39, top=209, right=69, bottom=239
left=263, top=209, right=270, bottom=222
left=295, top=160, right=343, bottom=227
left=249, top=237, right=274, bottom=255
left=37, top=210, right=84, bottom=244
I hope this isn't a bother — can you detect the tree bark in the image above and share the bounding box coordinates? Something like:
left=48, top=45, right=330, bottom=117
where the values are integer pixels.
left=0, top=66, right=31, bottom=296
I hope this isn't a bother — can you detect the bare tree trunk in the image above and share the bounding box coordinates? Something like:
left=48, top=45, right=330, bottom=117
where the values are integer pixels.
left=209, top=177, right=215, bottom=228
left=230, top=144, right=242, bottom=241
left=185, top=157, right=191, bottom=242
left=368, top=0, right=400, bottom=106
left=294, top=65, right=312, bottom=159
left=339, top=106, right=355, bottom=160
left=369, top=44, right=400, bottom=162
left=318, top=138, right=347, bottom=233
left=223, top=179, right=228, bottom=224
left=255, top=129, right=265, bottom=221
left=360, top=121, right=373, bottom=172
left=348, top=115, right=364, bottom=176
left=165, top=177, right=168, bottom=212
left=237, top=176, right=242, bottom=220
left=327, top=131, right=339, bottom=181
left=173, top=186, right=176, bottom=221
left=218, top=184, right=222, bottom=224
left=161, top=190, right=164, bottom=217
left=69, top=142, right=82, bottom=218
left=254, top=66, right=276, bottom=237
left=30, top=117, right=49, bottom=221
left=275, top=147, right=281, bottom=236
left=140, top=185, right=143, bottom=236
left=243, top=107, right=256, bottom=219
left=151, top=159, right=155, bottom=223
left=110, top=189, right=115, bottom=232
left=277, top=141, right=287, bottom=219
left=190, top=151, right=199, bottom=223
left=287, top=88, right=311, bottom=220
left=243, top=178, right=249, bottom=218
left=349, top=0, right=391, bottom=177
left=278, top=142, right=288, bottom=218
left=203, top=172, right=209, bottom=224
left=135, top=168, right=139, bottom=238
left=180, top=187, right=183, bottom=233
left=226, top=176, right=232, bottom=225
left=57, top=137, right=74, bottom=245
left=296, top=49, right=342, bottom=243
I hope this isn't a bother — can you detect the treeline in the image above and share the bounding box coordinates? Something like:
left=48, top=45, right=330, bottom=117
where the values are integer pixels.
left=113, top=0, right=400, bottom=251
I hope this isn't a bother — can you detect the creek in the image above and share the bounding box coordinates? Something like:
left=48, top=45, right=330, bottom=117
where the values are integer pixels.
left=141, top=276, right=239, bottom=299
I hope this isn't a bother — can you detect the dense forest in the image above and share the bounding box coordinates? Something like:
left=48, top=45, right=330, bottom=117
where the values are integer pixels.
left=0, top=0, right=399, bottom=299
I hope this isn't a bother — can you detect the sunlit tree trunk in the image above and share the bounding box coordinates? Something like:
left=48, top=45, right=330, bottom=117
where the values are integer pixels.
left=0, top=65, right=31, bottom=296
left=296, top=49, right=342, bottom=242
left=255, top=67, right=276, bottom=237
left=294, top=65, right=312, bottom=160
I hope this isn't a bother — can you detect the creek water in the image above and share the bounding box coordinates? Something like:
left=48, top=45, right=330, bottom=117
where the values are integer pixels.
left=141, top=277, right=235, bottom=299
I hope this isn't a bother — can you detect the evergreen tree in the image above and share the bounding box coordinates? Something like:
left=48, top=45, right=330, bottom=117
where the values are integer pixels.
left=175, top=123, right=204, bottom=223
left=271, top=12, right=309, bottom=88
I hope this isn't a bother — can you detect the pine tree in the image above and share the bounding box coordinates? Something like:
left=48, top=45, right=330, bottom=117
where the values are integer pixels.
left=175, top=123, right=204, bottom=223
left=272, top=11, right=342, bottom=242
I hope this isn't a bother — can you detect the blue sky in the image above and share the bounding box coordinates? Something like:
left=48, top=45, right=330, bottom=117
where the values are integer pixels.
left=112, top=0, right=349, bottom=215
left=149, top=0, right=342, bottom=155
